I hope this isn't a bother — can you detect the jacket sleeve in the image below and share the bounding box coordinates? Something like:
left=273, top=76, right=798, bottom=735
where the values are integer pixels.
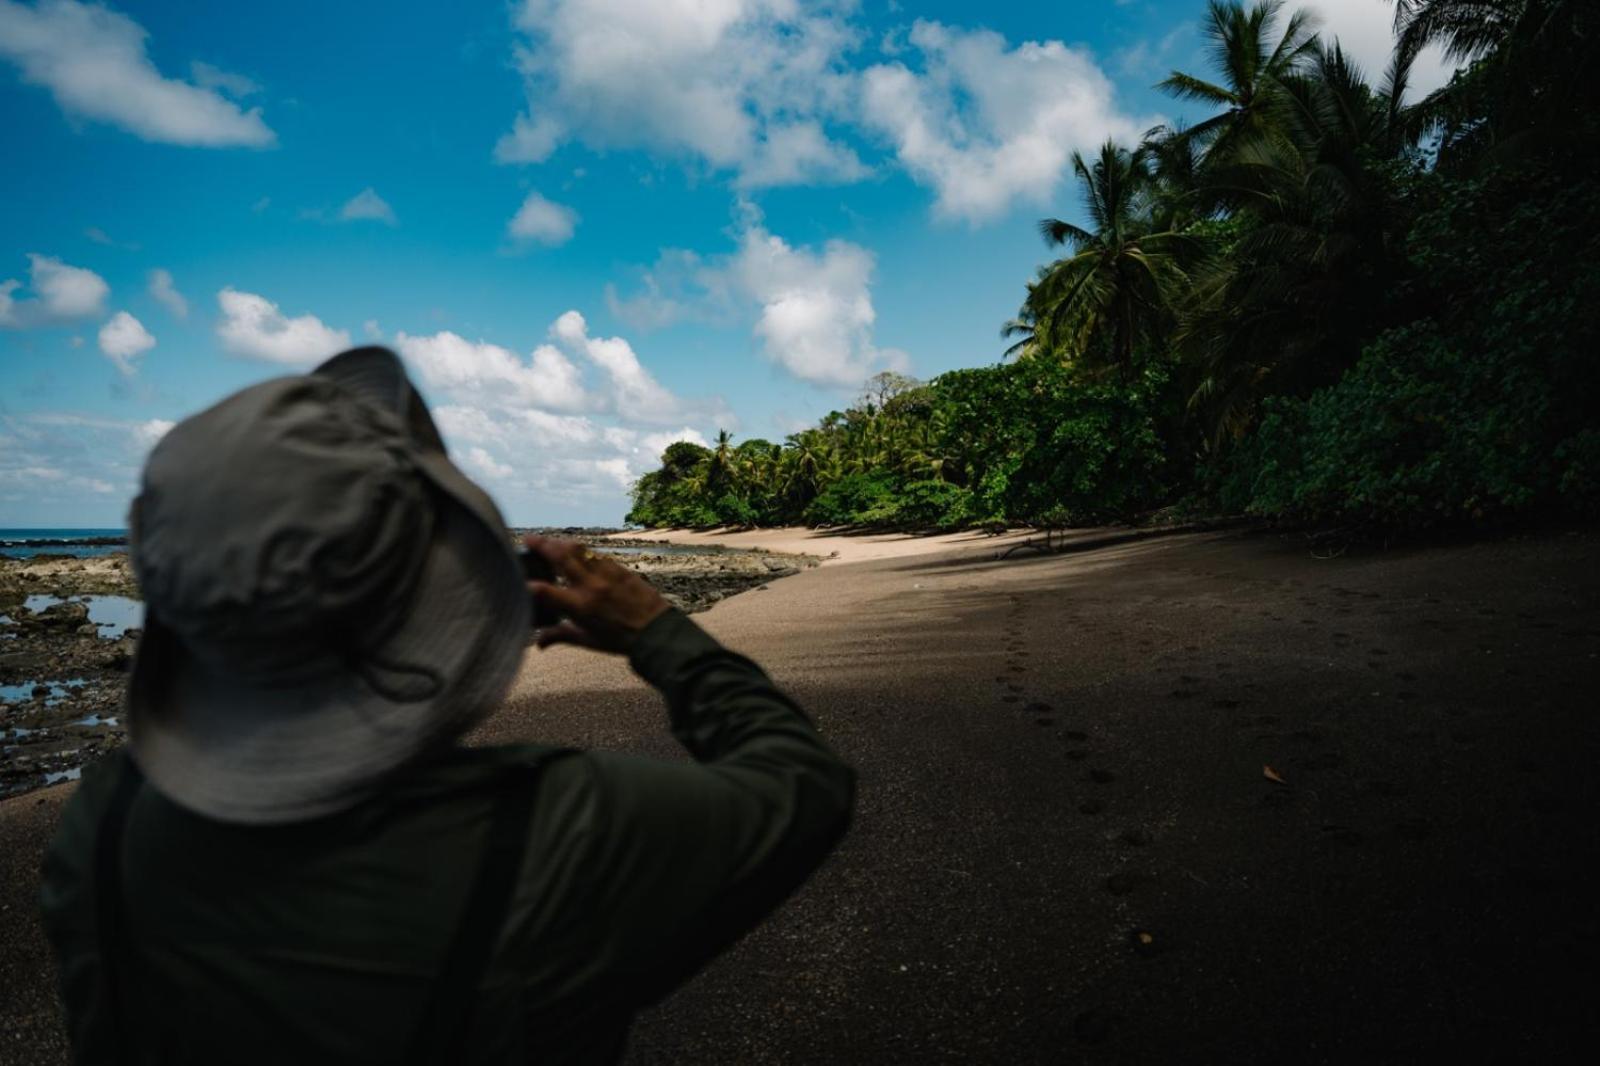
left=551, top=607, right=855, bottom=1008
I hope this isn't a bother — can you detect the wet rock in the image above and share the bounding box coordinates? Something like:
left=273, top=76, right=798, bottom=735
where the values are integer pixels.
left=35, top=601, right=90, bottom=630
left=76, top=623, right=100, bottom=637
left=101, top=637, right=138, bottom=671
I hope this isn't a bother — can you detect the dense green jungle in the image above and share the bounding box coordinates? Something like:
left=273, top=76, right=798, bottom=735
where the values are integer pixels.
left=627, top=0, right=1599, bottom=536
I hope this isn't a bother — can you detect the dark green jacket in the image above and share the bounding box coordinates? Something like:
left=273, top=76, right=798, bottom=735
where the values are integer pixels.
left=41, top=609, right=855, bottom=1064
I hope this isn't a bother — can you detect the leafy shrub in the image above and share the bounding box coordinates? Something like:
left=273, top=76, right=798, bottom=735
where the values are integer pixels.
left=804, top=471, right=902, bottom=526
left=894, top=479, right=976, bottom=530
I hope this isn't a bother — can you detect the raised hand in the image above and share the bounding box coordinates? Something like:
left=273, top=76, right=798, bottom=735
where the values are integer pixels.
left=522, top=534, right=672, bottom=655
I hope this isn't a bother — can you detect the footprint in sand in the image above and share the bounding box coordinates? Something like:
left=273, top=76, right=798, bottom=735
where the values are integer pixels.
left=1090, top=768, right=1116, bottom=785
left=1078, top=799, right=1106, bottom=815
left=1066, top=730, right=1089, bottom=741
left=1211, top=698, right=1241, bottom=709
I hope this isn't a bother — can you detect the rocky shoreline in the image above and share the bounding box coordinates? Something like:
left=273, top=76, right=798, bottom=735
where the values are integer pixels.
left=0, top=538, right=817, bottom=802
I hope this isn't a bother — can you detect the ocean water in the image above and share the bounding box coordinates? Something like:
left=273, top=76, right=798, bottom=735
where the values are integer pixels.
left=0, top=528, right=127, bottom=559
left=0, top=528, right=715, bottom=560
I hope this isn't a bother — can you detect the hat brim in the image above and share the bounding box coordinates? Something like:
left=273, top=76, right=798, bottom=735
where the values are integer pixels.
left=126, top=347, right=529, bottom=824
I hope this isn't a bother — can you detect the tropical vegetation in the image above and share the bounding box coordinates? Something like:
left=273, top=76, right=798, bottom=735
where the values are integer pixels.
left=629, top=0, right=1599, bottom=533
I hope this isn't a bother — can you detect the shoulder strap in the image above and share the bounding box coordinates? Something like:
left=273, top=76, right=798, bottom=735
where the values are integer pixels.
left=93, top=753, right=145, bottom=1062
left=406, top=755, right=554, bottom=1065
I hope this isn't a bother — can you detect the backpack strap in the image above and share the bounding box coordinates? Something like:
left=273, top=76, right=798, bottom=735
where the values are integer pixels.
left=92, top=753, right=145, bottom=1061
left=406, top=754, right=556, bottom=1064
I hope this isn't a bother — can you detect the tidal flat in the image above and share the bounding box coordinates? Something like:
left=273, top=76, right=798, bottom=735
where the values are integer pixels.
left=0, top=537, right=816, bottom=801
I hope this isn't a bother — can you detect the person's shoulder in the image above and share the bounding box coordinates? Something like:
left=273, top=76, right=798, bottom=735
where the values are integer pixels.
left=388, top=743, right=598, bottom=809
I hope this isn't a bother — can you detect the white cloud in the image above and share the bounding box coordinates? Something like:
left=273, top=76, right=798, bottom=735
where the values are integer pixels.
left=190, top=59, right=259, bottom=98
left=1300, top=0, right=1455, bottom=101
left=0, top=0, right=275, bottom=147
left=861, top=21, right=1157, bottom=224
left=363, top=318, right=382, bottom=339
left=396, top=311, right=728, bottom=517
left=0, top=253, right=109, bottom=327
left=464, top=445, right=514, bottom=481
left=215, top=287, right=351, bottom=365
left=549, top=310, right=684, bottom=423
left=432, top=397, right=712, bottom=510
left=97, top=310, right=154, bottom=376
left=147, top=268, right=187, bottom=319
left=609, top=215, right=907, bottom=388
left=395, top=329, right=590, bottom=412
left=506, top=190, right=577, bottom=247
left=494, top=111, right=564, bottom=164
left=132, top=418, right=174, bottom=448
left=499, top=0, right=864, bottom=188
left=339, top=187, right=397, bottom=225
left=732, top=225, right=908, bottom=386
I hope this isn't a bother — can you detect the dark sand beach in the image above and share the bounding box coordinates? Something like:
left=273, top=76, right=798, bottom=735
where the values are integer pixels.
left=3, top=526, right=1598, bottom=1062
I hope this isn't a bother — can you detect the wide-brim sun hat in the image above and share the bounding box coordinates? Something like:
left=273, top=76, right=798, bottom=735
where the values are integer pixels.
left=126, top=346, right=529, bottom=824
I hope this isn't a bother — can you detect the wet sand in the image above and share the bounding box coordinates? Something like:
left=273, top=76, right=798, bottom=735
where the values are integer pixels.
left=3, top=527, right=1598, bottom=1062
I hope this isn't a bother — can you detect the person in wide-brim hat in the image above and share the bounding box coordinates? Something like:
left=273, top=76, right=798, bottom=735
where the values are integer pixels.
left=126, top=346, right=530, bottom=823
left=40, top=346, right=854, bottom=1065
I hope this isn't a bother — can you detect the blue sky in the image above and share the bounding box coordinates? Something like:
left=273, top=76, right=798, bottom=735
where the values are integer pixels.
left=1, top=0, right=1448, bottom=526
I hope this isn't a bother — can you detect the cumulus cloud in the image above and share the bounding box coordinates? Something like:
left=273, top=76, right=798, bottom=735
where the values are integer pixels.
left=339, top=187, right=397, bottom=225
left=494, top=111, right=564, bottom=164
left=394, top=330, right=589, bottom=412
left=609, top=215, right=907, bottom=388
left=497, top=0, right=864, bottom=187
left=463, top=446, right=514, bottom=482
left=97, top=310, right=154, bottom=376
left=861, top=21, right=1157, bottom=224
left=733, top=225, right=908, bottom=387
left=147, top=268, right=187, bottom=319
left=394, top=313, right=727, bottom=517
left=506, top=190, right=577, bottom=247
left=0, top=0, right=275, bottom=147
left=0, top=253, right=109, bottom=327
left=215, top=288, right=351, bottom=365
left=432, top=396, right=712, bottom=511
left=549, top=310, right=684, bottom=423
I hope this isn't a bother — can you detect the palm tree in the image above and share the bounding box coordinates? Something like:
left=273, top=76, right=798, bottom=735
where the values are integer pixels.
left=1028, top=141, right=1195, bottom=378
left=1178, top=42, right=1420, bottom=445
left=1157, top=0, right=1321, bottom=167
left=706, top=430, right=736, bottom=496
left=1388, top=1, right=1595, bottom=167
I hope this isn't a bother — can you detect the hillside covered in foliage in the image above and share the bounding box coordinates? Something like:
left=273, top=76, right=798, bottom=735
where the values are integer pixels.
left=629, top=0, right=1599, bottom=533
